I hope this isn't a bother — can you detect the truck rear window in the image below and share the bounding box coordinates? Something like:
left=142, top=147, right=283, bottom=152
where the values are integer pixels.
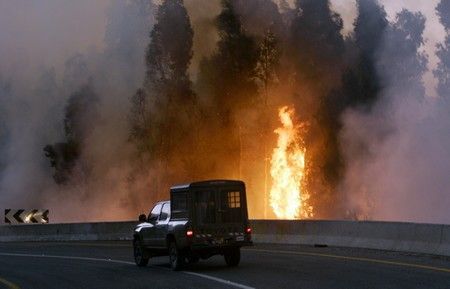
left=219, top=190, right=243, bottom=223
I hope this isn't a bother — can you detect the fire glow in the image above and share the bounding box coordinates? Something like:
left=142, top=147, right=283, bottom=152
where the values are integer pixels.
left=269, top=106, right=313, bottom=219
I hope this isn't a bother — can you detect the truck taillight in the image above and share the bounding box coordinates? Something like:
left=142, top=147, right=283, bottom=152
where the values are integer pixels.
left=186, top=230, right=194, bottom=237
left=245, top=227, right=251, bottom=234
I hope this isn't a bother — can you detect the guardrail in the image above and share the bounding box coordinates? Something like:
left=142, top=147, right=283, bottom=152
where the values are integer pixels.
left=0, top=220, right=449, bottom=256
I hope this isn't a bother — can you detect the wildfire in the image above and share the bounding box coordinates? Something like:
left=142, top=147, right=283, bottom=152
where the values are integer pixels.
left=269, top=106, right=312, bottom=219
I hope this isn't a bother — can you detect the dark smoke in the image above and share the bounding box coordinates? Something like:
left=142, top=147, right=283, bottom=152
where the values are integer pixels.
left=44, top=81, right=100, bottom=185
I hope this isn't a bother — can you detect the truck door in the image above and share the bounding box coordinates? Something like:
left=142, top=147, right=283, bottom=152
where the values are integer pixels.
left=154, top=202, right=170, bottom=248
left=141, top=203, right=162, bottom=247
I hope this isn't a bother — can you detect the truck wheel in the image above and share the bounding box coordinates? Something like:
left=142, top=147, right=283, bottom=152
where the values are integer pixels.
left=169, top=241, right=185, bottom=271
left=133, top=238, right=149, bottom=267
left=224, top=247, right=240, bottom=267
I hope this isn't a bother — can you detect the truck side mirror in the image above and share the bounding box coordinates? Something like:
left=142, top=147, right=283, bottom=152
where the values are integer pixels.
left=138, top=214, right=147, bottom=222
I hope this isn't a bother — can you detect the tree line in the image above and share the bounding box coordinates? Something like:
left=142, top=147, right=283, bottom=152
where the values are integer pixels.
left=42, top=0, right=450, bottom=219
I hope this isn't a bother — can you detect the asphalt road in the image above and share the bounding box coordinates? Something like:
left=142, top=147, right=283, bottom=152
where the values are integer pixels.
left=0, top=242, right=449, bottom=289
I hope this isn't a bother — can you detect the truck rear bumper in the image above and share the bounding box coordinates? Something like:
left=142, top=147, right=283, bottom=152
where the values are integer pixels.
left=188, top=241, right=252, bottom=259
left=190, top=240, right=253, bottom=251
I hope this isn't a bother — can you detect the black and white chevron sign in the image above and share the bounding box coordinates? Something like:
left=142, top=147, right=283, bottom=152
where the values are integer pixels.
left=4, top=209, right=49, bottom=224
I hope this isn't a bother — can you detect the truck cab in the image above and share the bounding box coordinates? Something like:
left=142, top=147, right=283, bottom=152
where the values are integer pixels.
left=133, top=180, right=252, bottom=270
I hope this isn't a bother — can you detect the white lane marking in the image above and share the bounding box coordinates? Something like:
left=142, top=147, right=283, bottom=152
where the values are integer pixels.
left=184, top=271, right=255, bottom=289
left=0, top=253, right=255, bottom=289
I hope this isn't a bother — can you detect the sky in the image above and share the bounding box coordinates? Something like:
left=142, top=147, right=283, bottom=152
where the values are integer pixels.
left=0, top=0, right=109, bottom=76
left=0, top=0, right=445, bottom=93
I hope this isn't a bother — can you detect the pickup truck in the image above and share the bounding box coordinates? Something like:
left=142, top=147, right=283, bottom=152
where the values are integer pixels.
left=132, top=180, right=253, bottom=270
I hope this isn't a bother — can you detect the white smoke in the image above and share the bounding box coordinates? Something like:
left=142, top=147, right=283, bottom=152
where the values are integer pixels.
left=340, top=4, right=450, bottom=224
left=0, top=0, right=153, bottom=222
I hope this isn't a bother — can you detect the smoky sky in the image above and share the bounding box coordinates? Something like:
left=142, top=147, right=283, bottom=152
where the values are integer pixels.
left=0, top=0, right=109, bottom=74
left=2, top=0, right=443, bottom=84
left=0, top=0, right=445, bottom=94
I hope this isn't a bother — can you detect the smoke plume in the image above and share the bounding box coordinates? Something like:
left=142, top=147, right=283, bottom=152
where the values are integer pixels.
left=340, top=1, right=450, bottom=224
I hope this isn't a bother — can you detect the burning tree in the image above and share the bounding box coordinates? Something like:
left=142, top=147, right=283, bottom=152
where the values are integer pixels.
left=255, top=29, right=281, bottom=218
left=288, top=0, right=346, bottom=218
left=270, top=106, right=312, bottom=219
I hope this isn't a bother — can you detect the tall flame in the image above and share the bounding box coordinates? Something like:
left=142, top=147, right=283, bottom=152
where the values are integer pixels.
left=269, top=106, right=312, bottom=219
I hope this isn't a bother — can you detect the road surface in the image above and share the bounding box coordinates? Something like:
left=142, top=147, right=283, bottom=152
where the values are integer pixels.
left=0, top=242, right=449, bottom=289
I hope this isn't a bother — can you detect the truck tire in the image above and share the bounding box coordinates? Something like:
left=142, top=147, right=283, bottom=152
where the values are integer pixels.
left=224, top=247, right=240, bottom=267
left=133, top=238, right=149, bottom=267
left=169, top=241, right=185, bottom=271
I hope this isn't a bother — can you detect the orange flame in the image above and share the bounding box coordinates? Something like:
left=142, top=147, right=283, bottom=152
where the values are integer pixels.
left=269, top=106, right=313, bottom=219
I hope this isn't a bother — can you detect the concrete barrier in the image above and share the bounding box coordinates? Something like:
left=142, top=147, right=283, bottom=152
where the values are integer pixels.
left=0, top=220, right=449, bottom=256
left=0, top=221, right=138, bottom=242
left=250, top=220, right=450, bottom=256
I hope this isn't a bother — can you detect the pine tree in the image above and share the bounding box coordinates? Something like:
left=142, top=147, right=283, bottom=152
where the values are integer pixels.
left=129, top=0, right=196, bottom=189
left=287, top=0, right=346, bottom=218
left=130, top=0, right=194, bottom=155
left=380, top=9, right=427, bottom=99
left=256, top=29, right=281, bottom=104
left=197, top=0, right=260, bottom=178
left=435, top=0, right=450, bottom=98
left=290, top=0, right=345, bottom=93
left=310, top=0, right=388, bottom=218
left=231, top=0, right=285, bottom=38
left=129, top=88, right=151, bottom=155
left=44, top=83, right=99, bottom=184
left=207, top=0, right=259, bottom=115
left=144, top=0, right=194, bottom=102
left=347, top=0, right=388, bottom=107
left=255, top=28, right=281, bottom=218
